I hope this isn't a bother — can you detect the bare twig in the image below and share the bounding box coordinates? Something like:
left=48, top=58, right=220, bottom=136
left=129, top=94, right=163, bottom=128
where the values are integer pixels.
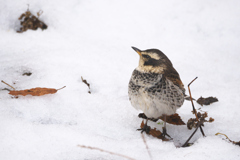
left=182, top=118, right=204, bottom=147
left=187, top=77, right=205, bottom=137
left=182, top=77, right=206, bottom=147
left=81, top=76, right=91, bottom=94
left=216, top=133, right=231, bottom=141
left=1, top=80, right=15, bottom=90
left=199, top=125, right=205, bottom=137
left=188, top=77, right=198, bottom=118
left=77, top=145, right=135, bottom=160
left=141, top=134, right=152, bottom=160
left=215, top=133, right=240, bottom=146
left=216, top=133, right=238, bottom=143
left=57, top=86, right=66, bottom=91
left=2, top=88, right=11, bottom=91
left=81, top=76, right=90, bottom=88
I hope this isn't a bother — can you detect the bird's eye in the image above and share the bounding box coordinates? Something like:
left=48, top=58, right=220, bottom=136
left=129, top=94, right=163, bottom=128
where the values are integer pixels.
left=143, top=55, right=151, bottom=59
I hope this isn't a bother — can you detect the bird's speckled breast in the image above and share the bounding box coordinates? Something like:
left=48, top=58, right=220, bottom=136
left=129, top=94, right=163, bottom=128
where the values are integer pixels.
left=128, top=69, right=184, bottom=118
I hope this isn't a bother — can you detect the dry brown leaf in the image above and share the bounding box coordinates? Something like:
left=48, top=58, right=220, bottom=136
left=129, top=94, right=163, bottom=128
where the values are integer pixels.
left=208, top=117, right=215, bottom=122
left=140, top=120, right=145, bottom=129
left=138, top=113, right=185, bottom=125
left=149, top=128, right=162, bottom=138
left=9, top=86, right=65, bottom=96
left=159, top=113, right=185, bottom=125
left=197, top=96, right=218, bottom=106
left=140, top=120, right=170, bottom=141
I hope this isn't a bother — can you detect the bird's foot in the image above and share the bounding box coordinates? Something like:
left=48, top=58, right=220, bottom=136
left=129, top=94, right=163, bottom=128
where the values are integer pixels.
left=137, top=123, right=151, bottom=134
left=158, top=127, right=172, bottom=140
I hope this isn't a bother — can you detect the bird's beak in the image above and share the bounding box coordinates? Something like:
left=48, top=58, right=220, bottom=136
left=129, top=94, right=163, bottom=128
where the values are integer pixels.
left=131, top=46, right=142, bottom=56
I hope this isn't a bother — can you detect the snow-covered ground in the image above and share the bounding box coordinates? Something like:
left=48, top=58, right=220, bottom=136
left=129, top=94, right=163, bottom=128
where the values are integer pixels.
left=1, top=0, right=240, bottom=159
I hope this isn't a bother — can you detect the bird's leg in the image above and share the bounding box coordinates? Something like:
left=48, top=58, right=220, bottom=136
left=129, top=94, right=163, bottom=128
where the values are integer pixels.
left=137, top=119, right=150, bottom=134
left=160, top=114, right=172, bottom=139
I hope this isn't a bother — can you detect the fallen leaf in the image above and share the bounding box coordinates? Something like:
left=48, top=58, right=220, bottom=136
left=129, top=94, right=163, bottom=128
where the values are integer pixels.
left=149, top=128, right=163, bottom=139
left=138, top=113, right=185, bottom=125
left=9, top=86, right=65, bottom=96
left=197, top=96, right=218, bottom=106
left=140, top=120, right=145, bottom=128
left=159, top=114, right=185, bottom=125
left=208, top=117, right=215, bottom=122
left=140, top=120, right=170, bottom=141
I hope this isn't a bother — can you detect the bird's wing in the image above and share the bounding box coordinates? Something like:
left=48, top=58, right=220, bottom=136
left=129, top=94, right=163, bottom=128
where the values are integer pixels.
left=163, top=66, right=185, bottom=94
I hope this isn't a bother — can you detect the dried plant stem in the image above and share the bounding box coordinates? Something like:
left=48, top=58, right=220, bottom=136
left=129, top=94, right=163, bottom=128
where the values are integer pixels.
left=57, top=86, right=66, bottom=90
left=182, top=118, right=204, bottom=147
left=1, top=80, right=15, bottom=90
left=78, top=145, right=135, bottom=160
left=215, top=133, right=231, bottom=141
left=2, top=88, right=11, bottom=91
left=182, top=123, right=199, bottom=147
left=187, top=77, right=205, bottom=137
left=182, top=77, right=206, bottom=147
left=81, top=76, right=91, bottom=94
left=188, top=77, right=198, bottom=118
left=215, top=133, right=240, bottom=146
left=141, top=134, right=152, bottom=160
left=199, top=126, right=205, bottom=137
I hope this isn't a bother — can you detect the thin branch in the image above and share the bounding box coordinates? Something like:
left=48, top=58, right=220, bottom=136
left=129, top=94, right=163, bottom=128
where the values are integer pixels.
left=57, top=86, right=66, bottom=91
left=187, top=77, right=205, bottom=137
left=188, top=77, right=198, bottom=118
left=77, top=145, right=135, bottom=160
left=199, top=125, right=205, bottom=137
left=2, top=88, right=11, bottom=91
left=182, top=77, right=207, bottom=147
left=182, top=122, right=200, bottom=147
left=1, top=80, right=15, bottom=90
left=81, top=76, right=91, bottom=94
left=215, top=133, right=240, bottom=146
left=141, top=134, right=152, bottom=160
left=215, top=133, right=231, bottom=141
left=182, top=118, right=204, bottom=147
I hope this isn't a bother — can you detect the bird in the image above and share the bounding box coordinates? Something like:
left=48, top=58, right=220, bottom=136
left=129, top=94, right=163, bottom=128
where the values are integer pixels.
left=128, top=46, right=185, bottom=139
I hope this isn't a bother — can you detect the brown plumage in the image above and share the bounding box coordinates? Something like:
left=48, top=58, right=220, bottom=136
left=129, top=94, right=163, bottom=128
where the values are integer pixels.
left=164, top=63, right=185, bottom=93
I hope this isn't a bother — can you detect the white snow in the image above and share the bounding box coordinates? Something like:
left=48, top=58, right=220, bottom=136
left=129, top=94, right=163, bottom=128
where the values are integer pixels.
left=1, top=0, right=240, bottom=159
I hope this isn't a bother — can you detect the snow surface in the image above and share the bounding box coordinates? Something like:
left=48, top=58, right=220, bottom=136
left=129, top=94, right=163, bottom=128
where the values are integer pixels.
left=1, top=0, right=240, bottom=159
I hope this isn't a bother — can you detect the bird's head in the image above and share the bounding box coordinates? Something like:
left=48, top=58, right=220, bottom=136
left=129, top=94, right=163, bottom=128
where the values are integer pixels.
left=131, top=46, right=172, bottom=73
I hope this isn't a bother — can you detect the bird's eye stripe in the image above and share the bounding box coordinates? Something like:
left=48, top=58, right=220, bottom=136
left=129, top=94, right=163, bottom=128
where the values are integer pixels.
left=142, top=55, right=151, bottom=59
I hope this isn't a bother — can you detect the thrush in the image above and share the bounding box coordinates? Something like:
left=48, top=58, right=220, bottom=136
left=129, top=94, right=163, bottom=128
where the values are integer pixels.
left=128, top=47, right=185, bottom=139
